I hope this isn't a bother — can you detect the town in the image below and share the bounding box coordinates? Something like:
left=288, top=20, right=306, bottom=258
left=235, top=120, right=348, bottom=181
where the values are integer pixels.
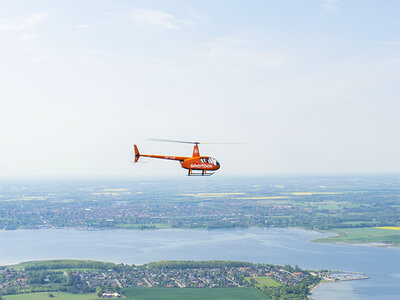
left=0, top=260, right=325, bottom=299
left=0, top=178, right=398, bottom=232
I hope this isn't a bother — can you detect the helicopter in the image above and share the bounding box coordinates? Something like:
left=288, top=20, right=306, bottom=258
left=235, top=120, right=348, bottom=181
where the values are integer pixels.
left=133, top=139, right=241, bottom=176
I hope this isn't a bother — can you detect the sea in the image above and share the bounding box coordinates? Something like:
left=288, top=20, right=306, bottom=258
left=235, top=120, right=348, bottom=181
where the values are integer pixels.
left=0, top=176, right=399, bottom=299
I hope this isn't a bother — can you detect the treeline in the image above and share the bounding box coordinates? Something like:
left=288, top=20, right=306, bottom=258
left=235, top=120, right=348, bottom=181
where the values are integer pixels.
left=147, top=260, right=253, bottom=269
left=257, top=274, right=321, bottom=300
left=0, top=282, right=94, bottom=296
left=20, top=260, right=118, bottom=271
left=26, top=270, right=64, bottom=284
left=12, top=259, right=257, bottom=272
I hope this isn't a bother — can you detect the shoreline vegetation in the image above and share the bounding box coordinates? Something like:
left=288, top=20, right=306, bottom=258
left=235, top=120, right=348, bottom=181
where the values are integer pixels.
left=0, top=259, right=368, bottom=300
left=311, top=227, right=400, bottom=247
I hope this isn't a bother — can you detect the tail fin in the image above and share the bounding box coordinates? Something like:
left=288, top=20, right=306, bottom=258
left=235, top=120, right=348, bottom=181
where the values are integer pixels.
left=134, top=145, right=140, bottom=163
left=193, top=144, right=200, bottom=157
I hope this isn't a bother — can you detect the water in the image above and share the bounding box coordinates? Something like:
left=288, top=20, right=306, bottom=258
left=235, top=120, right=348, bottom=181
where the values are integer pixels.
left=0, top=227, right=399, bottom=299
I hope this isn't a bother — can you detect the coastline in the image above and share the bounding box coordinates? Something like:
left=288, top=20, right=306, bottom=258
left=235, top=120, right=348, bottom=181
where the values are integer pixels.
left=308, top=271, right=369, bottom=299
left=308, top=281, right=326, bottom=300
left=310, top=229, right=400, bottom=248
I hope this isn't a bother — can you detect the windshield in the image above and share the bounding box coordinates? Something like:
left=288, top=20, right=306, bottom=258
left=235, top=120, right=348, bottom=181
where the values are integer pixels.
left=210, top=157, right=219, bottom=165
left=200, top=157, right=219, bottom=165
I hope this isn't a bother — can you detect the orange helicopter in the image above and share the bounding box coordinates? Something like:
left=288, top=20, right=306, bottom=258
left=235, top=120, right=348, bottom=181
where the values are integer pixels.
left=133, top=139, right=241, bottom=176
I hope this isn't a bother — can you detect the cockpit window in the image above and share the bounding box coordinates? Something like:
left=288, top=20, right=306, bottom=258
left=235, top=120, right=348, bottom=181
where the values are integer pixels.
left=201, top=157, right=220, bottom=165
left=210, top=157, right=220, bottom=165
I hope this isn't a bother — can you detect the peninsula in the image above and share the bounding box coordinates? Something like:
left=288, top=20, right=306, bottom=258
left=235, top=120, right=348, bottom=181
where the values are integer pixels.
left=0, top=260, right=367, bottom=300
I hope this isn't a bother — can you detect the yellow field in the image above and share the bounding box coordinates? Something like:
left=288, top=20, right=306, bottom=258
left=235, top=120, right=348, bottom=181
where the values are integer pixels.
left=376, top=227, right=400, bottom=230
left=181, top=193, right=244, bottom=197
left=4, top=196, right=46, bottom=201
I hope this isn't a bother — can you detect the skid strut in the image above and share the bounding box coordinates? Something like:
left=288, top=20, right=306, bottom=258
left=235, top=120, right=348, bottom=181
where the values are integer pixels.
left=187, top=169, right=214, bottom=176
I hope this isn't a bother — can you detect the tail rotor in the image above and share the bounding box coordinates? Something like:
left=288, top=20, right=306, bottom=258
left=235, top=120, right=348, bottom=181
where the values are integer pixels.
left=134, top=145, right=140, bottom=163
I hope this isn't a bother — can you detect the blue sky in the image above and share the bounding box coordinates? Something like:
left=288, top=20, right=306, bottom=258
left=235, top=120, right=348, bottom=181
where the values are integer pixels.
left=1, top=0, right=400, bottom=177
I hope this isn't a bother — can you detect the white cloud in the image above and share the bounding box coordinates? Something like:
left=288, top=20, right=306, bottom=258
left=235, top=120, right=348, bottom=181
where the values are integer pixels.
left=75, top=22, right=104, bottom=29
left=0, top=13, right=47, bottom=31
left=18, top=33, right=37, bottom=42
left=30, top=56, right=49, bottom=63
left=130, top=9, right=192, bottom=30
left=194, top=35, right=285, bottom=69
left=320, top=0, right=339, bottom=13
left=187, top=12, right=208, bottom=23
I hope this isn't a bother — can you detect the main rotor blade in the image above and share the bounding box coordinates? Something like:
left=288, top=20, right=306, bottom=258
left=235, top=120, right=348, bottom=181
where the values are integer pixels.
left=148, top=138, right=198, bottom=144
left=148, top=138, right=244, bottom=145
left=200, top=142, right=245, bottom=145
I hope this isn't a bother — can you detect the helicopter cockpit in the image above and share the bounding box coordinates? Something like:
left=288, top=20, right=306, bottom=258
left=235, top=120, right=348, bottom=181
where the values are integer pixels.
left=211, top=157, right=220, bottom=166
left=200, top=157, right=220, bottom=166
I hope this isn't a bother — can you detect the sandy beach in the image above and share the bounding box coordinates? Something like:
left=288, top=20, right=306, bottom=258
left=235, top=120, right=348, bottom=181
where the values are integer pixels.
left=308, top=282, right=326, bottom=300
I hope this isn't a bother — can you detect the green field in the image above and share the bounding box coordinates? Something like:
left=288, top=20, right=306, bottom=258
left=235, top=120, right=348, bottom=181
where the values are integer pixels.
left=3, top=288, right=267, bottom=300
left=245, top=277, right=282, bottom=288
left=4, top=292, right=97, bottom=300
left=316, top=204, right=342, bottom=210
left=340, top=221, right=376, bottom=225
left=313, top=227, right=400, bottom=246
left=123, top=287, right=267, bottom=300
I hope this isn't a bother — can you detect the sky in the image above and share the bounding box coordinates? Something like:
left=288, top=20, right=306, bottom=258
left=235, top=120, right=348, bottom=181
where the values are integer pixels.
left=1, top=0, right=400, bottom=178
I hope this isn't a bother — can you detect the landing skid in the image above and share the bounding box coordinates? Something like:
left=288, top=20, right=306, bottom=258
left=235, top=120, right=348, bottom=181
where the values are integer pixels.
left=187, top=170, right=215, bottom=176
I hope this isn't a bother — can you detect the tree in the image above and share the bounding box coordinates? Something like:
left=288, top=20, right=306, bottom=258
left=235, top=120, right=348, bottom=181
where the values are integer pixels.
left=96, top=286, right=103, bottom=298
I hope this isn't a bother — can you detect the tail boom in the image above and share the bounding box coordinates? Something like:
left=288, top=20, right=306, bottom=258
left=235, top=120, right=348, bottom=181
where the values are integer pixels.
left=140, top=154, right=187, bottom=161
left=133, top=145, right=188, bottom=162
